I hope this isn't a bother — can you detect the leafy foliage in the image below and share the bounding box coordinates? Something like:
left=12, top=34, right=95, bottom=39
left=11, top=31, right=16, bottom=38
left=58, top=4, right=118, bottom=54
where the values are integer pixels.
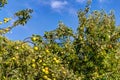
left=0, top=0, right=7, bottom=7
left=0, top=9, right=33, bottom=35
left=14, top=9, right=33, bottom=26
left=0, top=0, right=120, bottom=80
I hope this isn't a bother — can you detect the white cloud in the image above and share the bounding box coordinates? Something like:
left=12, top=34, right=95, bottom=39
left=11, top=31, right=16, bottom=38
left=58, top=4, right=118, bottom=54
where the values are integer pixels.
left=50, top=1, right=68, bottom=9
left=68, top=8, right=77, bottom=15
left=76, top=0, right=85, bottom=3
left=99, top=0, right=105, bottom=3
left=37, top=0, right=78, bottom=14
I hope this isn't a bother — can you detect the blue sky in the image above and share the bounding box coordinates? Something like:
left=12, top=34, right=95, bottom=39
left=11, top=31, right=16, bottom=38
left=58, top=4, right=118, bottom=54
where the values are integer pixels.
left=0, top=0, right=120, bottom=40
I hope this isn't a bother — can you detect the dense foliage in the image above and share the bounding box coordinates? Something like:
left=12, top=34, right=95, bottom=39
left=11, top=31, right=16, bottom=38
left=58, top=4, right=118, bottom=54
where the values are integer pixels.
left=0, top=0, right=120, bottom=80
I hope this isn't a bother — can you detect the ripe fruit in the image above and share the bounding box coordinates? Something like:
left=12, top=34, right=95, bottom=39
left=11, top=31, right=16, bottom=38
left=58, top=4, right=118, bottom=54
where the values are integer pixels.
left=31, top=37, right=37, bottom=41
left=53, top=57, right=57, bottom=61
left=43, top=75, right=48, bottom=79
left=39, top=60, right=42, bottom=63
left=15, top=46, right=19, bottom=50
left=12, top=57, right=16, bottom=60
left=42, top=63, right=47, bottom=66
left=42, top=67, right=49, bottom=74
left=53, top=78, right=56, bottom=80
left=53, top=57, right=60, bottom=64
left=45, top=49, right=50, bottom=53
left=52, top=73, right=54, bottom=76
left=42, top=69, right=45, bottom=72
left=63, top=71, right=66, bottom=75
left=45, top=70, right=49, bottom=74
left=34, top=46, right=39, bottom=51
left=55, top=60, right=60, bottom=64
left=4, top=18, right=11, bottom=23
left=32, top=64, right=36, bottom=68
left=32, top=59, right=35, bottom=62
left=45, top=67, right=48, bottom=71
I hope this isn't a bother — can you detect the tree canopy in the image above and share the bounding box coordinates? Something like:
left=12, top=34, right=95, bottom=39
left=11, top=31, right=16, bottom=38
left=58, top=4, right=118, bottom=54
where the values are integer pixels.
left=0, top=0, right=120, bottom=80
